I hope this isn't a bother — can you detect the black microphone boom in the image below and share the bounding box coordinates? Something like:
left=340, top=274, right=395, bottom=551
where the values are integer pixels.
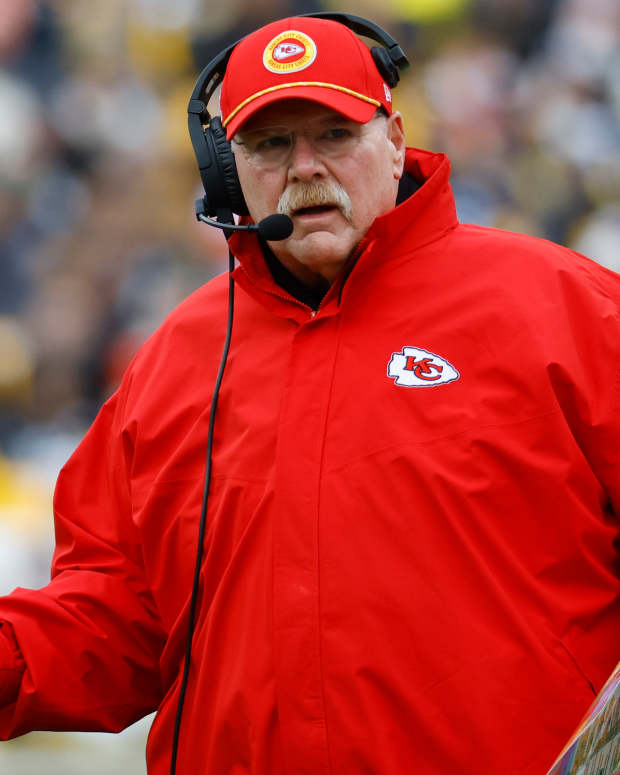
left=195, top=201, right=293, bottom=242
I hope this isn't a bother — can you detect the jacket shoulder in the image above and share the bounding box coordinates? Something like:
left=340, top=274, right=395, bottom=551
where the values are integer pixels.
left=453, top=223, right=620, bottom=300
left=112, top=272, right=232, bottom=412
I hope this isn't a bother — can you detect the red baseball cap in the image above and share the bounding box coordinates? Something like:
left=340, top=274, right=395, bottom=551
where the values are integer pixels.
left=220, top=16, right=394, bottom=139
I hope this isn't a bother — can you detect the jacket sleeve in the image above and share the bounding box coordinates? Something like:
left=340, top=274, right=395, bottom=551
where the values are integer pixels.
left=555, top=258, right=620, bottom=516
left=0, top=382, right=167, bottom=738
left=0, top=623, right=24, bottom=706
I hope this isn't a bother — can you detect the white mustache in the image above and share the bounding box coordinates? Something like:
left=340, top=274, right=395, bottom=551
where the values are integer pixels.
left=277, top=181, right=353, bottom=221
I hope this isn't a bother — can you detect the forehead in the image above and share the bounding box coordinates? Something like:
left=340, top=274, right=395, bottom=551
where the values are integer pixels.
left=237, top=99, right=356, bottom=133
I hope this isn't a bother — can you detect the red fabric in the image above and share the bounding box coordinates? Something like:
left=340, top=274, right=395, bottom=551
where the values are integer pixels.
left=0, top=148, right=619, bottom=775
left=0, top=623, right=24, bottom=706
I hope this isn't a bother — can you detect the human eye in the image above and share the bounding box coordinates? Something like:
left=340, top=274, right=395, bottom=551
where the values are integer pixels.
left=257, top=134, right=291, bottom=151
left=237, top=127, right=291, bottom=161
left=246, top=127, right=291, bottom=158
left=321, top=126, right=354, bottom=142
left=315, top=123, right=357, bottom=156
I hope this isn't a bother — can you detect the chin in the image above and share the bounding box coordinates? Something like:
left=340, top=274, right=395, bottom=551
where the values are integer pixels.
left=297, top=230, right=356, bottom=261
left=299, top=254, right=353, bottom=285
left=273, top=228, right=359, bottom=284
left=296, top=246, right=348, bottom=271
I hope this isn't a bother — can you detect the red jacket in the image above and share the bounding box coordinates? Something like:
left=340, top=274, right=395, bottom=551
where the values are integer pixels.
left=1, top=148, right=619, bottom=775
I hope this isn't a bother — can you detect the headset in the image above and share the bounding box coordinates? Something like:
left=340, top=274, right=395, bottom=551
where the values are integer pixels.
left=172, top=15, right=410, bottom=775
left=187, top=12, right=410, bottom=221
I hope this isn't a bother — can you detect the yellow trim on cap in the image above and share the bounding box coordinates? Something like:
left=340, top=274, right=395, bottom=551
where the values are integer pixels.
left=222, top=82, right=380, bottom=128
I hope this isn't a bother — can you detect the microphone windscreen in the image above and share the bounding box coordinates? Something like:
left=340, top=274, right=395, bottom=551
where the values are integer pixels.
left=257, top=214, right=294, bottom=241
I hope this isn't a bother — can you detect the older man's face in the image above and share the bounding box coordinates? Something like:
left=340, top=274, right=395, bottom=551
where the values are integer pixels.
left=232, top=100, right=406, bottom=288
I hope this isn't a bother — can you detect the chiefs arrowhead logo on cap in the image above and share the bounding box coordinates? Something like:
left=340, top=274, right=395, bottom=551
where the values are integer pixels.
left=263, top=30, right=317, bottom=74
left=273, top=42, right=304, bottom=60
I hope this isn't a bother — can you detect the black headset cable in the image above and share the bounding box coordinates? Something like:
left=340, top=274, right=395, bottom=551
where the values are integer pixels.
left=169, top=244, right=236, bottom=775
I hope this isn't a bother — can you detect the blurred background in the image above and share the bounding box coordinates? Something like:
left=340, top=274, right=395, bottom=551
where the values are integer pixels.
left=0, top=0, right=619, bottom=771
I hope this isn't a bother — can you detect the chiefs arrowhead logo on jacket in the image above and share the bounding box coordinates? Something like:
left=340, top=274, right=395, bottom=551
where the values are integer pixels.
left=387, top=346, right=460, bottom=387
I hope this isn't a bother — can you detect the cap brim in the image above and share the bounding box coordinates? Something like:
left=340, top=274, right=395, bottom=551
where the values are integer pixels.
left=224, top=85, right=380, bottom=139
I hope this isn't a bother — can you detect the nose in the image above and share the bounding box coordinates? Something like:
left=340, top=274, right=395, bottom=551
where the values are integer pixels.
left=287, top=134, right=327, bottom=183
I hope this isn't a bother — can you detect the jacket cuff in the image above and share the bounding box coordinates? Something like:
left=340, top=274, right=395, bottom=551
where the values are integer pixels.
left=0, top=622, right=25, bottom=706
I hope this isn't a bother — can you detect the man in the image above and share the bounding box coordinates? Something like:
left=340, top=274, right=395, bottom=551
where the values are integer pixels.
left=0, top=14, right=619, bottom=775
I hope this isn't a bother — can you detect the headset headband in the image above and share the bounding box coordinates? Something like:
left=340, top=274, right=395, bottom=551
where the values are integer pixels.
left=189, top=13, right=409, bottom=123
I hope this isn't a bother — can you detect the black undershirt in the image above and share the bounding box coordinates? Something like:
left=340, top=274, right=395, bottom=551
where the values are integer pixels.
left=261, top=171, right=422, bottom=310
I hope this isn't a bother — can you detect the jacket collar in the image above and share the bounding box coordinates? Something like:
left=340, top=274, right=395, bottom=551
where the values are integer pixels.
left=365, top=147, right=457, bottom=254
left=228, top=148, right=458, bottom=319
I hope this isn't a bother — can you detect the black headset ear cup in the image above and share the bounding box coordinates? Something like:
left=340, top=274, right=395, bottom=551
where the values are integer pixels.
left=371, top=46, right=400, bottom=89
left=204, top=117, right=249, bottom=216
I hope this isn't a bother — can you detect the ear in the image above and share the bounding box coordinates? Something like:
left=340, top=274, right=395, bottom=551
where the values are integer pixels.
left=386, top=111, right=406, bottom=180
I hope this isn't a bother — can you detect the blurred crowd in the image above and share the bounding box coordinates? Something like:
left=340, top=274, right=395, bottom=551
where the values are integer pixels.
left=0, top=0, right=619, bottom=769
